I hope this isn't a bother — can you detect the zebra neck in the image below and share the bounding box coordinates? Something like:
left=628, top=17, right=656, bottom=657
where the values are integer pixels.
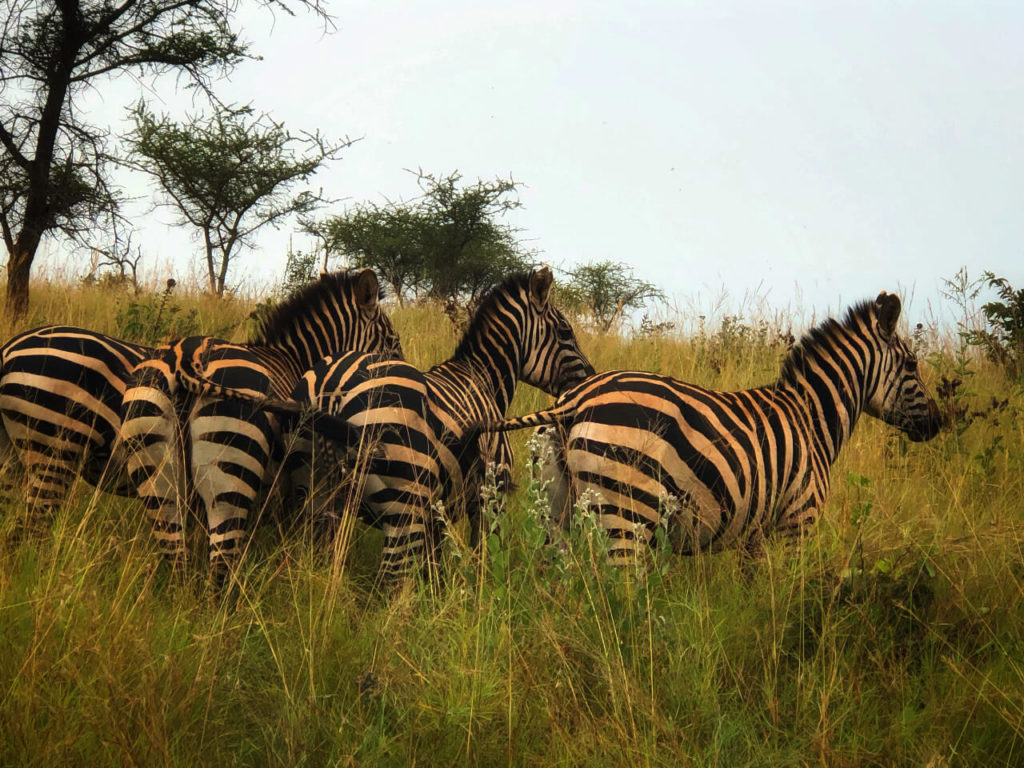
left=786, top=353, right=865, bottom=467
left=450, top=331, right=520, bottom=415
left=259, top=327, right=345, bottom=374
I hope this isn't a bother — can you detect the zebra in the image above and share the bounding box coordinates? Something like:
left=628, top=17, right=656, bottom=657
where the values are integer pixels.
left=479, top=292, right=943, bottom=563
left=0, top=326, right=153, bottom=524
left=195, top=268, right=595, bottom=582
left=117, top=269, right=403, bottom=576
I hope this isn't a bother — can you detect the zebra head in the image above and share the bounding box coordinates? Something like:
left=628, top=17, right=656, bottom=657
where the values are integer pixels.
left=348, top=269, right=405, bottom=360
left=863, top=292, right=942, bottom=442
left=518, top=267, right=596, bottom=395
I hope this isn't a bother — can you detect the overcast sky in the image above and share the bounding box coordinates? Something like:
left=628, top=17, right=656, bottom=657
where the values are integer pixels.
left=68, top=0, right=1023, bottom=328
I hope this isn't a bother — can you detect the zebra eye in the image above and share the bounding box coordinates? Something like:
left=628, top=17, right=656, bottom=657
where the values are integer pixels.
left=906, top=358, right=918, bottom=373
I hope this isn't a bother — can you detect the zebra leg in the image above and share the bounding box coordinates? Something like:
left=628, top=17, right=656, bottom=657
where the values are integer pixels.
left=318, top=463, right=358, bottom=546
left=1, top=410, right=88, bottom=532
left=379, top=518, right=419, bottom=584
left=468, top=433, right=515, bottom=551
left=120, top=374, right=189, bottom=569
left=282, top=424, right=315, bottom=510
left=424, top=516, right=445, bottom=589
left=13, top=449, right=76, bottom=533
left=601, top=509, right=655, bottom=567
left=0, top=418, right=22, bottom=504
left=189, top=397, right=274, bottom=581
left=289, top=428, right=340, bottom=540
left=568, top=475, right=656, bottom=568
left=376, top=496, right=432, bottom=586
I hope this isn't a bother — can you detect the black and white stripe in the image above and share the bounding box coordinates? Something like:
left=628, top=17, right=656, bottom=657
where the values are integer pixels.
left=0, top=326, right=152, bottom=522
left=118, top=269, right=403, bottom=575
left=275, top=268, right=594, bottom=581
left=484, top=292, right=943, bottom=562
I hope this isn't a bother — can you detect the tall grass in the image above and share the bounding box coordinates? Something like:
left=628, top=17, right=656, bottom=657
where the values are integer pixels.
left=1, top=280, right=1022, bottom=766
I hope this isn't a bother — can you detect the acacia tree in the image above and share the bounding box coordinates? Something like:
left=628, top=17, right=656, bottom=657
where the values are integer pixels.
left=310, top=170, right=531, bottom=306
left=417, top=171, right=530, bottom=306
left=563, top=260, right=664, bottom=331
left=306, top=204, right=428, bottom=303
left=128, top=103, right=349, bottom=296
left=0, top=0, right=327, bottom=318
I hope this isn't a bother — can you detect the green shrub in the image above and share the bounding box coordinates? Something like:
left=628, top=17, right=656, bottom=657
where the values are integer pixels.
left=115, top=279, right=199, bottom=345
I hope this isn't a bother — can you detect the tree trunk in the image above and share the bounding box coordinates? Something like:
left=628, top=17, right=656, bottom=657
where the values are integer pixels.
left=216, top=256, right=228, bottom=297
left=3, top=3, right=81, bottom=321
left=204, top=232, right=218, bottom=295
left=6, top=243, right=36, bottom=321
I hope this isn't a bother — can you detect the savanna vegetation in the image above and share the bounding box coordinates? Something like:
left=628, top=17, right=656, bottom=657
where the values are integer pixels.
left=0, top=268, right=1021, bottom=767
left=3, top=2, right=1019, bottom=764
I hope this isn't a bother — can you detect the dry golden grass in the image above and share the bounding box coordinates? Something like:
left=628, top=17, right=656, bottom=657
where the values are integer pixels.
left=0, top=277, right=1021, bottom=766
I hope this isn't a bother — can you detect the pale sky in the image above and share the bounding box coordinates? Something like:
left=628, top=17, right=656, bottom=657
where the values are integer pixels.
left=66, top=0, right=1024, bottom=328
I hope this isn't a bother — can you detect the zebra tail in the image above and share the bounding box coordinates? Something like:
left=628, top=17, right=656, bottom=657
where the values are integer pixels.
left=482, top=403, right=574, bottom=433
left=170, top=355, right=311, bottom=422
left=298, top=410, right=362, bottom=448
left=458, top=404, right=573, bottom=458
left=206, top=388, right=359, bottom=447
left=173, top=354, right=248, bottom=402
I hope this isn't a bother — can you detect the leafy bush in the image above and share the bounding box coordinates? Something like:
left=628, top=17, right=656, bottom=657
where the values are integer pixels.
left=558, top=260, right=664, bottom=332
left=115, top=279, right=198, bottom=345
left=964, top=272, right=1024, bottom=379
left=278, top=247, right=319, bottom=298
left=308, top=170, right=532, bottom=312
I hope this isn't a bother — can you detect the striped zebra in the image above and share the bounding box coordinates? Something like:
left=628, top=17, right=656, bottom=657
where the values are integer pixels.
left=482, top=292, right=943, bottom=562
left=213, top=268, right=594, bottom=581
left=118, top=269, right=403, bottom=575
left=0, top=326, right=153, bottom=524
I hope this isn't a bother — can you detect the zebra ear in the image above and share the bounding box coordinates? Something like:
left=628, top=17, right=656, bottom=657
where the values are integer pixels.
left=354, top=269, right=380, bottom=314
left=529, top=267, right=553, bottom=310
left=874, top=291, right=902, bottom=340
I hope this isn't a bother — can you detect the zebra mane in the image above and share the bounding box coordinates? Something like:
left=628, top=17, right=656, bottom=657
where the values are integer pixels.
left=248, top=271, right=385, bottom=346
left=451, top=272, right=535, bottom=360
left=778, top=299, right=876, bottom=386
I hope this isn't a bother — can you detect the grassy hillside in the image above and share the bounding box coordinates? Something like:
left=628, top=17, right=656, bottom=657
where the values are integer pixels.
left=1, top=279, right=1022, bottom=766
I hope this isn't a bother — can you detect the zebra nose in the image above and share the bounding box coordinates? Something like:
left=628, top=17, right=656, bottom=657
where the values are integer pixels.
left=907, top=398, right=943, bottom=441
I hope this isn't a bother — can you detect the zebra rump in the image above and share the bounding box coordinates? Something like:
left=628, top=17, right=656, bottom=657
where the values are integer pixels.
left=284, top=268, right=594, bottom=582
left=118, top=269, right=403, bottom=576
left=0, top=325, right=152, bottom=521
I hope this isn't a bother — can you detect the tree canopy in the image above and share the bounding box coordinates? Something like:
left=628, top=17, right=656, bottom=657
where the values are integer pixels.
left=0, top=0, right=329, bottom=317
left=561, top=260, right=664, bottom=331
left=128, top=103, right=349, bottom=296
left=307, top=171, right=532, bottom=307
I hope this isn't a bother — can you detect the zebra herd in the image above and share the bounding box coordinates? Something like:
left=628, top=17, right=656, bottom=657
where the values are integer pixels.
left=0, top=268, right=943, bottom=585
